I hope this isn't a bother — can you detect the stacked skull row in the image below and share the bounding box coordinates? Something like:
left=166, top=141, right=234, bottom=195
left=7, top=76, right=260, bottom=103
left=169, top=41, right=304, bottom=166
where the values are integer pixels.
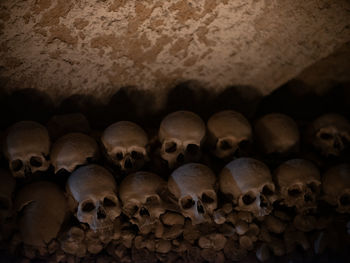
left=3, top=110, right=350, bottom=177
left=0, top=110, right=350, bottom=258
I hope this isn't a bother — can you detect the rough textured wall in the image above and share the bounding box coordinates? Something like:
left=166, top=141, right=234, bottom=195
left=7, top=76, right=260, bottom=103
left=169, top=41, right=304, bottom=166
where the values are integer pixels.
left=0, top=0, right=350, bottom=109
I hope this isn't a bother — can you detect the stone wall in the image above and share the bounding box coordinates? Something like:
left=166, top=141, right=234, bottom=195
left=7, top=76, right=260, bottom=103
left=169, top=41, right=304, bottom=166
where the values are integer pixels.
left=0, top=0, right=350, bottom=111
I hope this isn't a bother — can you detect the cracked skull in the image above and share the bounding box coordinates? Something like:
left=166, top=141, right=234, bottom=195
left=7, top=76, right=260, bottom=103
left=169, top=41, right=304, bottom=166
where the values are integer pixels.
left=67, top=165, right=121, bottom=232
left=101, top=121, right=148, bottom=173
left=219, top=157, right=276, bottom=217
left=159, top=111, right=206, bottom=168
left=207, top=110, right=252, bottom=159
left=254, top=113, right=299, bottom=155
left=168, top=163, right=217, bottom=225
left=274, top=159, right=321, bottom=213
left=307, top=113, right=350, bottom=156
left=51, top=132, right=99, bottom=174
left=322, top=164, right=350, bottom=213
left=3, top=121, right=50, bottom=178
left=15, top=181, right=67, bottom=248
left=119, top=172, right=166, bottom=231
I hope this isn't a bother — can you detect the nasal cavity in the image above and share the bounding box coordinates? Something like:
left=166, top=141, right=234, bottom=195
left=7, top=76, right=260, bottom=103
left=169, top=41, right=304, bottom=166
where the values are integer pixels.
left=177, top=153, right=185, bottom=163
left=304, top=194, right=313, bottom=202
left=197, top=203, right=204, bottom=214
left=260, top=196, right=268, bottom=207
left=334, top=140, right=342, bottom=150
left=124, top=158, right=133, bottom=169
left=97, top=208, right=106, bottom=219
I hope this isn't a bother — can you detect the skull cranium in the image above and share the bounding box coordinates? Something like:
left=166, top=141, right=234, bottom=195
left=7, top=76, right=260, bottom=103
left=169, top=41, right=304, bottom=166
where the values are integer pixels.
left=15, top=181, right=67, bottom=248
left=168, top=163, right=217, bottom=225
left=307, top=113, right=350, bottom=156
left=101, top=121, right=148, bottom=173
left=67, top=165, right=121, bottom=233
left=274, top=159, right=321, bottom=213
left=3, top=121, right=50, bottom=178
left=159, top=111, right=205, bottom=169
left=119, top=172, right=166, bottom=231
left=254, top=113, right=299, bottom=155
left=0, top=168, right=15, bottom=225
left=322, top=163, right=350, bottom=213
left=51, top=133, right=99, bottom=174
left=219, top=158, right=276, bottom=217
left=207, top=110, right=252, bottom=159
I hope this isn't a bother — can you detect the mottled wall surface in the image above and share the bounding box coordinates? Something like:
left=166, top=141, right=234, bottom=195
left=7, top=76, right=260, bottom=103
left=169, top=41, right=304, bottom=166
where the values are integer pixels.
left=0, top=0, right=350, bottom=109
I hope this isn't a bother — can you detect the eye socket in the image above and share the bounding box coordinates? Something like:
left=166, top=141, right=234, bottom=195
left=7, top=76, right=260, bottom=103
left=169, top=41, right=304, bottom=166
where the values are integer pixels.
left=340, top=194, right=350, bottom=206
left=181, top=197, right=195, bottom=210
left=288, top=188, right=302, bottom=197
left=131, top=151, right=143, bottom=160
left=103, top=198, right=116, bottom=207
left=82, top=202, right=95, bottom=212
left=238, top=139, right=249, bottom=149
left=30, top=156, right=42, bottom=167
left=307, top=183, right=318, bottom=193
left=146, top=196, right=160, bottom=205
left=0, top=198, right=9, bottom=210
left=11, top=159, right=23, bottom=172
left=165, top=142, right=177, bottom=153
left=202, top=192, right=215, bottom=204
left=242, top=194, right=256, bottom=205
left=341, top=136, right=349, bottom=146
left=86, top=157, right=97, bottom=163
left=127, top=205, right=139, bottom=216
left=262, top=185, right=274, bottom=196
left=320, top=132, right=333, bottom=140
left=186, top=144, right=199, bottom=155
left=116, top=152, right=124, bottom=160
left=219, top=140, right=232, bottom=150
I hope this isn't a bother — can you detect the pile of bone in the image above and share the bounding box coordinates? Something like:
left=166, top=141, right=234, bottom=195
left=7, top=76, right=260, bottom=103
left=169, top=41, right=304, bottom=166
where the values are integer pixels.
left=0, top=110, right=350, bottom=263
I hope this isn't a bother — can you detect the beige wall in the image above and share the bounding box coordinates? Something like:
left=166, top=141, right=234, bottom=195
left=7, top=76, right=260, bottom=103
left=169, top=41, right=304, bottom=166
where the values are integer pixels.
left=0, top=0, right=350, bottom=111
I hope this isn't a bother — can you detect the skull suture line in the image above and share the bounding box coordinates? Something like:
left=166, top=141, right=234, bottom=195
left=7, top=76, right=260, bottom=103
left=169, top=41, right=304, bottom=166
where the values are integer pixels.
left=322, top=164, right=350, bottom=213
left=207, top=110, right=252, bottom=159
left=119, top=172, right=166, bottom=231
left=101, top=121, right=148, bottom=173
left=219, top=158, right=276, bottom=217
left=307, top=113, right=350, bottom=157
left=51, top=132, right=99, bottom=174
left=168, top=163, right=217, bottom=225
left=254, top=113, right=299, bottom=155
left=15, top=181, right=67, bottom=248
left=3, top=121, right=50, bottom=178
left=274, top=159, right=321, bottom=213
left=67, top=165, right=121, bottom=232
left=159, top=111, right=206, bottom=169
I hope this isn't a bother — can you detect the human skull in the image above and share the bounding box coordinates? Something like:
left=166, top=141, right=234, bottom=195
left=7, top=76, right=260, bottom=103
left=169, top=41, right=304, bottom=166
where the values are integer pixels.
left=219, top=158, right=276, bottom=217
left=3, top=121, right=50, bottom=178
left=168, top=163, right=217, bottom=225
left=67, top=165, right=121, bottom=232
left=159, top=111, right=206, bottom=169
left=254, top=113, right=299, bottom=155
left=101, top=121, right=148, bottom=173
left=307, top=113, right=350, bottom=156
left=274, top=159, right=321, bottom=213
left=15, top=181, right=67, bottom=248
left=207, top=110, right=252, bottom=159
left=119, top=172, right=166, bottom=231
left=322, top=164, right=350, bottom=213
left=0, top=168, right=15, bottom=224
left=51, top=132, right=99, bottom=174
